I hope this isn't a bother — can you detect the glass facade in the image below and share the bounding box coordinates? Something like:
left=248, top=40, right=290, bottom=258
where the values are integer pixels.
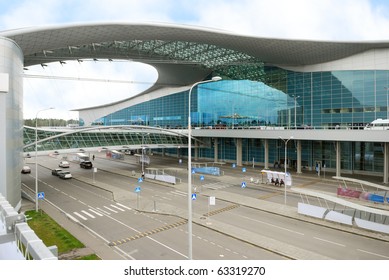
left=23, top=127, right=188, bottom=153
left=95, top=67, right=389, bottom=175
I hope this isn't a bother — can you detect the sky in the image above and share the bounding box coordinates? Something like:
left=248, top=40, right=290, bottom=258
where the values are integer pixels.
left=2, top=0, right=389, bottom=120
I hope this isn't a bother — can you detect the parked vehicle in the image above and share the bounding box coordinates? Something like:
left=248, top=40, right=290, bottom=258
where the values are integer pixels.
left=80, top=160, right=93, bottom=169
left=52, top=168, right=63, bottom=176
left=21, top=166, right=31, bottom=174
left=364, top=119, right=389, bottom=130
left=59, top=160, right=70, bottom=168
left=58, top=170, right=72, bottom=179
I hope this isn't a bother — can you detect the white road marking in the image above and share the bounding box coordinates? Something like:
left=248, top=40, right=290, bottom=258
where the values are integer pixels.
left=99, top=209, right=187, bottom=259
left=104, top=206, right=118, bottom=213
left=66, top=214, right=79, bottom=223
left=73, top=212, right=87, bottom=221
left=96, top=207, right=111, bottom=215
left=314, top=237, right=345, bottom=247
left=357, top=249, right=389, bottom=259
left=238, top=214, right=305, bottom=236
left=81, top=210, right=95, bottom=219
left=110, top=204, right=125, bottom=211
left=171, top=190, right=186, bottom=197
left=116, top=203, right=132, bottom=211
left=89, top=209, right=104, bottom=217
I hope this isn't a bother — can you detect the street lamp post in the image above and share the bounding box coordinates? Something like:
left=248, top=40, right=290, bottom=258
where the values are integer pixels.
left=187, top=76, right=221, bottom=259
left=141, top=132, right=144, bottom=177
left=35, top=107, right=54, bottom=212
left=279, top=136, right=293, bottom=205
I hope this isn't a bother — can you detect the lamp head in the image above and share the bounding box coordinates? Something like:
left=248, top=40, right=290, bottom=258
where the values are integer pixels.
left=211, top=76, right=222, bottom=82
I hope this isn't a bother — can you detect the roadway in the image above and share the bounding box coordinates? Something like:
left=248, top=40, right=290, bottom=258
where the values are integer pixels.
left=21, top=156, right=285, bottom=260
left=21, top=153, right=389, bottom=260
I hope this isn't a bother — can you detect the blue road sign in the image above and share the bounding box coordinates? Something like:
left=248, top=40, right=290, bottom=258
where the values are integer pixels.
left=192, top=169, right=196, bottom=174
left=135, top=186, right=141, bottom=193
left=200, top=175, right=205, bottom=181
left=138, top=177, right=143, bottom=183
left=191, top=193, right=197, bottom=200
left=242, top=167, right=246, bottom=172
left=241, top=182, right=247, bottom=188
left=232, top=163, right=236, bottom=168
left=37, top=192, right=45, bottom=200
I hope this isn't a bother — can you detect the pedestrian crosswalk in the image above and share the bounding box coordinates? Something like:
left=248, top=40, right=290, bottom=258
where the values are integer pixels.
left=70, top=203, right=132, bottom=221
left=201, top=182, right=233, bottom=190
left=170, top=190, right=187, bottom=197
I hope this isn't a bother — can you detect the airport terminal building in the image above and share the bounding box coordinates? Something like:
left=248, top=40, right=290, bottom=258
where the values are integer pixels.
left=2, top=22, right=389, bottom=207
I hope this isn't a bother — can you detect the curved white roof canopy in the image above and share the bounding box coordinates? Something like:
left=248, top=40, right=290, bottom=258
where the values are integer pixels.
left=3, top=22, right=389, bottom=110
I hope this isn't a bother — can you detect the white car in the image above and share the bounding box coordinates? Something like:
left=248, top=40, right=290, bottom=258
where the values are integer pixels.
left=21, top=166, right=31, bottom=174
left=58, top=171, right=72, bottom=179
left=59, top=161, right=70, bottom=168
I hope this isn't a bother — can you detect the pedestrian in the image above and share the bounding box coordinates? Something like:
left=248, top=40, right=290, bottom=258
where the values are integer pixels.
left=92, top=155, right=95, bottom=161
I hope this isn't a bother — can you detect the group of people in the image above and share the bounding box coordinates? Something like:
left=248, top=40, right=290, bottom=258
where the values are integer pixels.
left=270, top=177, right=285, bottom=186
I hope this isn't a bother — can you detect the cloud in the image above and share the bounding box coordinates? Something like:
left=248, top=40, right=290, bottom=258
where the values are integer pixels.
left=23, top=61, right=157, bottom=119
left=194, top=0, right=389, bottom=40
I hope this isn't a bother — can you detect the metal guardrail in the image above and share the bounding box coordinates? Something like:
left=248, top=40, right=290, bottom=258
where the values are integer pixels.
left=0, top=193, right=57, bottom=260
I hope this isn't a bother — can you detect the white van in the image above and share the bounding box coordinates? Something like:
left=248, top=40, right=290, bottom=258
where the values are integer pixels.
left=364, top=119, right=389, bottom=130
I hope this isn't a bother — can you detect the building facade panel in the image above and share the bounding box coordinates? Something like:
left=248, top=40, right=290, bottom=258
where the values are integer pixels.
left=0, top=37, right=23, bottom=209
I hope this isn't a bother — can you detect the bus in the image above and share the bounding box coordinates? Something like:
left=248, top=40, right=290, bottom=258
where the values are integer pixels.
left=364, top=119, right=389, bottom=130
left=73, top=152, right=90, bottom=162
left=106, top=149, right=124, bottom=160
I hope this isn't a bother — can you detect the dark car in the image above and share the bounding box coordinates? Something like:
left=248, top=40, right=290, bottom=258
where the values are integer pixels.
left=52, top=168, right=63, bottom=176
left=80, top=161, right=93, bottom=169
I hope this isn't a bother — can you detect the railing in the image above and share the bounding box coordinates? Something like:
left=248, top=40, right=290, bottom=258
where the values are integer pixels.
left=0, top=193, right=57, bottom=260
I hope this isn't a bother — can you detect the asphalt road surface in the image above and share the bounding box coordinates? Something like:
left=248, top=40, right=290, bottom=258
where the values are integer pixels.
left=21, top=154, right=389, bottom=260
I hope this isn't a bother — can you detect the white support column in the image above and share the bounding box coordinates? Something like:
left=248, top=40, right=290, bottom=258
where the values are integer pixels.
left=297, top=140, right=302, bottom=173
left=0, top=37, right=24, bottom=210
left=336, top=141, right=341, bottom=177
left=213, top=138, right=218, bottom=162
left=236, top=138, right=242, bottom=166
left=264, top=139, right=269, bottom=169
left=384, top=142, right=389, bottom=184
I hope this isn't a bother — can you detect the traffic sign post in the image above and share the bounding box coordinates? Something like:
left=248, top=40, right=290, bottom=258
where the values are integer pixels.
left=199, top=175, right=204, bottom=192
left=37, top=192, right=45, bottom=200
left=135, top=186, right=141, bottom=209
